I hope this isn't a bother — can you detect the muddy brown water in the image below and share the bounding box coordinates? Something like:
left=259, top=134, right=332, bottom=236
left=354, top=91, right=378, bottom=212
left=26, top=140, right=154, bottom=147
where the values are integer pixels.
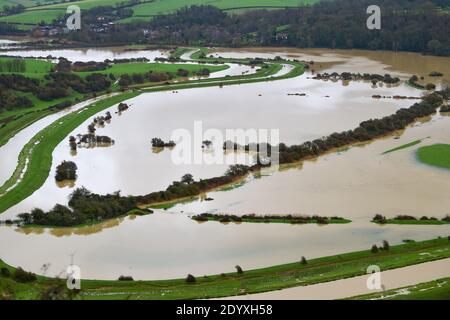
left=0, top=48, right=449, bottom=281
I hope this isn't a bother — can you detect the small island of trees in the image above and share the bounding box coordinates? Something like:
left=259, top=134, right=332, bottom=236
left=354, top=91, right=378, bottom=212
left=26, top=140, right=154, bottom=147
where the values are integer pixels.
left=54, top=161, right=78, bottom=182
left=151, top=137, right=176, bottom=148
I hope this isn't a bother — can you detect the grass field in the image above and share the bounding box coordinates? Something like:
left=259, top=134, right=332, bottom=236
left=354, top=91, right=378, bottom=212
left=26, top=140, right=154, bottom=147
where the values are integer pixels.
left=1, top=237, right=449, bottom=299
left=0, top=57, right=53, bottom=78
left=417, top=143, right=450, bottom=169
left=351, top=277, right=450, bottom=300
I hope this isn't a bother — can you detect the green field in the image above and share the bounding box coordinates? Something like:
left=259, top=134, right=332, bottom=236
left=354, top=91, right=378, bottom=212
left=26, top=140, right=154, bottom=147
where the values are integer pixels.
left=0, top=9, right=63, bottom=25
left=417, top=143, right=450, bottom=169
left=1, top=237, right=449, bottom=299
left=351, top=277, right=450, bottom=300
left=1, top=0, right=318, bottom=25
left=0, top=57, right=53, bottom=78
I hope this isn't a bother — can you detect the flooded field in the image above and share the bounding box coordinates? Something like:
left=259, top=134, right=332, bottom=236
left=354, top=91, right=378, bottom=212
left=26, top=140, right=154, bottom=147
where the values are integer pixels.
left=1, top=47, right=170, bottom=62
left=0, top=47, right=449, bottom=280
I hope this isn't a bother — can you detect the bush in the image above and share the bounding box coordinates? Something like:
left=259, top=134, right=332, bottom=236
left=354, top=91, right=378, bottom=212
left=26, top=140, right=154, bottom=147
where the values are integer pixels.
left=1, top=267, right=11, bottom=277
left=301, top=256, right=307, bottom=265
left=382, top=240, right=390, bottom=251
left=235, top=265, right=244, bottom=274
left=118, top=276, right=134, bottom=281
left=372, top=214, right=386, bottom=224
left=55, top=160, right=78, bottom=181
left=371, top=245, right=379, bottom=253
left=186, top=274, right=196, bottom=283
left=13, top=267, right=37, bottom=283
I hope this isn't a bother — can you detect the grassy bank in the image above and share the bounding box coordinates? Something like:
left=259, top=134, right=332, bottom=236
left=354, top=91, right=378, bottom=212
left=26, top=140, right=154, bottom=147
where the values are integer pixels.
left=0, top=92, right=139, bottom=214
left=1, top=237, right=449, bottom=299
left=350, top=277, right=450, bottom=300
left=375, top=219, right=450, bottom=225
left=417, top=143, right=450, bottom=169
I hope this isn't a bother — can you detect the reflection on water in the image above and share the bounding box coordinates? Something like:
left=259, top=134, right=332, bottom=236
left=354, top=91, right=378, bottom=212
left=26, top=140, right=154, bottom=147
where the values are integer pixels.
left=1, top=47, right=169, bottom=62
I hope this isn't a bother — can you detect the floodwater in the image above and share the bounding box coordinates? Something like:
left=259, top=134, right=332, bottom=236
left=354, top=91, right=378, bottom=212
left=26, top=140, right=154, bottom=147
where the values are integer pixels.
left=0, top=48, right=449, bottom=281
left=212, top=47, right=450, bottom=85
left=1, top=47, right=170, bottom=62
left=221, top=258, right=450, bottom=300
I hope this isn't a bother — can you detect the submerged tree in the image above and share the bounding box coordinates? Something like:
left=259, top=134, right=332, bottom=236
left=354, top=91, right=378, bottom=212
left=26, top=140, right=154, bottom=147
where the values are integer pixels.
left=55, top=161, right=78, bottom=181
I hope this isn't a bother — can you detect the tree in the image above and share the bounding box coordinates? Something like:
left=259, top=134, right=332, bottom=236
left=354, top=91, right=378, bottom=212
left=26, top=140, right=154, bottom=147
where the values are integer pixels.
left=181, top=174, right=194, bottom=184
left=382, top=240, right=390, bottom=251
left=186, top=274, right=196, bottom=283
left=301, top=256, right=307, bottom=265
left=225, top=164, right=250, bottom=176
left=55, top=161, right=78, bottom=181
left=235, top=265, right=244, bottom=274
left=371, top=245, right=379, bottom=253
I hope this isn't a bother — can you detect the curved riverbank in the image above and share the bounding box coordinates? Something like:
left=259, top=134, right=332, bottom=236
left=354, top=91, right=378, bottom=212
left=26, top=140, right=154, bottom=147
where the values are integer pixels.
left=0, top=237, right=448, bottom=299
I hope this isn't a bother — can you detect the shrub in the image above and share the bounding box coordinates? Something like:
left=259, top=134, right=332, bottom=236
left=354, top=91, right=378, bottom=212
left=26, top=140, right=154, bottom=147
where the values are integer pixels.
left=382, top=240, right=390, bottom=251
left=372, top=214, right=386, bottom=224
left=301, top=256, right=307, bottom=265
left=235, top=265, right=244, bottom=274
left=13, top=267, right=36, bottom=283
left=371, top=245, right=379, bottom=253
left=118, top=276, right=134, bottom=281
left=186, top=274, right=196, bottom=283
left=55, top=161, right=77, bottom=181
left=1, top=267, right=11, bottom=277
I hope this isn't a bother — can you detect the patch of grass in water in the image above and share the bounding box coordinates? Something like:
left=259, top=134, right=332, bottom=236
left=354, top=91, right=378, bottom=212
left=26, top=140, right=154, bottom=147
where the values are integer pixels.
left=417, top=143, right=450, bottom=169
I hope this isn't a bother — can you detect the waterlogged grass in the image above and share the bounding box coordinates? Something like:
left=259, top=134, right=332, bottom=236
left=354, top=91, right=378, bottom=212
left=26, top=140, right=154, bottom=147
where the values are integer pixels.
left=377, top=219, right=450, bottom=225
left=0, top=92, right=139, bottom=214
left=0, top=237, right=449, bottom=299
left=417, top=143, right=450, bottom=169
left=382, top=138, right=424, bottom=154
left=350, top=277, right=450, bottom=300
